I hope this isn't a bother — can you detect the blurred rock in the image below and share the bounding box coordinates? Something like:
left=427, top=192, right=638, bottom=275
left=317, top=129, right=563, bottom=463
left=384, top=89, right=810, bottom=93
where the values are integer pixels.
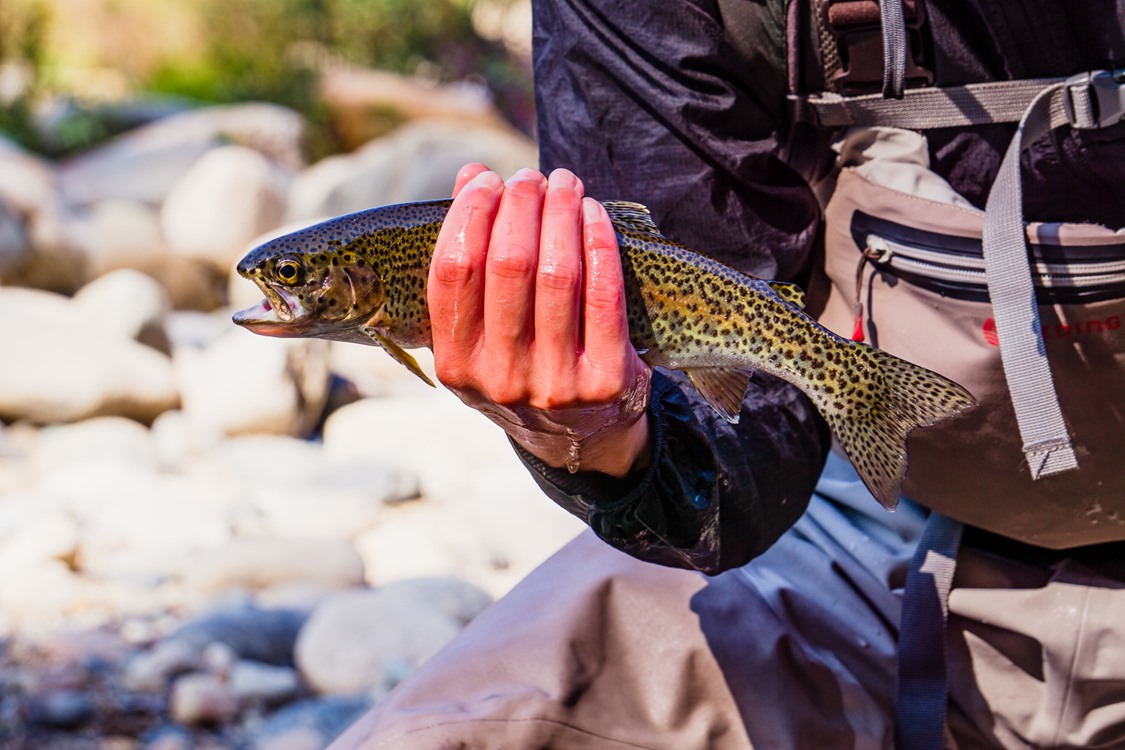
left=123, top=639, right=204, bottom=692
left=32, top=417, right=160, bottom=475
left=0, top=288, right=179, bottom=424
left=0, top=508, right=79, bottom=573
left=246, top=695, right=372, bottom=750
left=71, top=473, right=232, bottom=580
left=206, top=435, right=417, bottom=539
left=150, top=409, right=224, bottom=471
left=73, top=269, right=172, bottom=353
left=0, top=136, right=58, bottom=218
left=0, top=139, right=84, bottom=294
left=141, top=725, right=195, bottom=750
left=163, top=146, right=290, bottom=271
left=165, top=310, right=235, bottom=350
left=354, top=506, right=491, bottom=585
left=184, top=539, right=366, bottom=598
left=26, top=688, right=96, bottom=729
left=0, top=560, right=88, bottom=630
left=170, top=672, right=240, bottom=725
left=287, top=118, right=537, bottom=221
left=294, top=579, right=488, bottom=695
left=59, top=103, right=305, bottom=208
left=230, top=660, right=302, bottom=705
left=379, top=577, right=492, bottom=626
left=174, top=330, right=329, bottom=437
left=165, top=602, right=307, bottom=667
left=0, top=195, right=30, bottom=276
left=319, top=68, right=508, bottom=151
left=73, top=199, right=166, bottom=279
left=72, top=198, right=220, bottom=312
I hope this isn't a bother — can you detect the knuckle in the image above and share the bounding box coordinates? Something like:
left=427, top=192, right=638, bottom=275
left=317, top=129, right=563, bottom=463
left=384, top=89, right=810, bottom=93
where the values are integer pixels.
left=488, top=248, right=537, bottom=279
left=584, top=280, right=625, bottom=310
left=431, top=253, right=476, bottom=285
left=537, top=262, right=582, bottom=292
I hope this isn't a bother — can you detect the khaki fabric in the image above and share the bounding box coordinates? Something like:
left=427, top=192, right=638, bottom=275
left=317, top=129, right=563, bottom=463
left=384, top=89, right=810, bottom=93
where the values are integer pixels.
left=329, top=455, right=1125, bottom=750
left=814, top=141, right=1125, bottom=548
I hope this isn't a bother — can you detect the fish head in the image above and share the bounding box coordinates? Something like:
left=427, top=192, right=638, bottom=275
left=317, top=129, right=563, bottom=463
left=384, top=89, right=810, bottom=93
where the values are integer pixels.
left=232, top=227, right=386, bottom=340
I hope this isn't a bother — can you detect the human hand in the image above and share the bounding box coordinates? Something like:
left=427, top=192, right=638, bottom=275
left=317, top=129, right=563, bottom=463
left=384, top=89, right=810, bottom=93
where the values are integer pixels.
left=427, top=164, right=652, bottom=478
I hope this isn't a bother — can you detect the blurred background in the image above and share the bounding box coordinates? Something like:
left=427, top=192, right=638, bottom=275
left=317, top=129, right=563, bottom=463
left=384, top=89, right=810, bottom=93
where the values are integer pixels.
left=0, top=1, right=585, bottom=747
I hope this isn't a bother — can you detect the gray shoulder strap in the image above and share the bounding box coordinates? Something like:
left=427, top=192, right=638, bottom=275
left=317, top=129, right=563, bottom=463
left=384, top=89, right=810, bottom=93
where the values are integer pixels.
left=982, top=69, right=1123, bottom=479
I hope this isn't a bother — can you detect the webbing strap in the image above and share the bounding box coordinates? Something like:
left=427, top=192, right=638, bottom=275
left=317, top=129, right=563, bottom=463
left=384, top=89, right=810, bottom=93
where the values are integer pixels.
left=879, top=0, right=907, bottom=99
left=895, top=512, right=963, bottom=750
left=981, top=83, right=1079, bottom=478
left=788, top=77, right=1065, bottom=128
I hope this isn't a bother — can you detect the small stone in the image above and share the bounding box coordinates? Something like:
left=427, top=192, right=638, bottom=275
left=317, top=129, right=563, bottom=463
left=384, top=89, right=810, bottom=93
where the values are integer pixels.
left=74, top=199, right=167, bottom=282
left=165, top=602, right=307, bottom=667
left=202, top=641, right=237, bottom=677
left=229, top=660, right=302, bottom=704
left=184, top=539, right=365, bottom=598
left=141, top=725, right=193, bottom=750
left=175, top=330, right=329, bottom=438
left=294, top=585, right=470, bottom=695
left=246, top=695, right=372, bottom=750
left=169, top=672, right=240, bottom=725
left=26, top=689, right=96, bottom=728
left=72, top=269, right=172, bottom=354
left=123, top=639, right=203, bottom=692
left=0, top=287, right=179, bottom=424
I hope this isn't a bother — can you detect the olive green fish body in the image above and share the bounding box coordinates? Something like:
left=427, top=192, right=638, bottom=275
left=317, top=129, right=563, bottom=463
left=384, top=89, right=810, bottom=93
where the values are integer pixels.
left=235, top=199, right=975, bottom=508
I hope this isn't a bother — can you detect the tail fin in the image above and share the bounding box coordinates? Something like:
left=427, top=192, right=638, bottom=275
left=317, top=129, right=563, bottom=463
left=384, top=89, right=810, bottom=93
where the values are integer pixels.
left=824, top=347, right=976, bottom=510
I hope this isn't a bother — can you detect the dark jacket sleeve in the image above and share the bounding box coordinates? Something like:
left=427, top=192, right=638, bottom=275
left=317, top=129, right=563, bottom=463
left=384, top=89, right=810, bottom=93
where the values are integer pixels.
left=521, top=0, right=832, bottom=574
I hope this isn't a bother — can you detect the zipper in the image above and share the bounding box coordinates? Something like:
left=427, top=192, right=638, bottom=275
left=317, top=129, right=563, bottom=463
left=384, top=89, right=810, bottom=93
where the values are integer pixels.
left=848, top=213, right=1125, bottom=341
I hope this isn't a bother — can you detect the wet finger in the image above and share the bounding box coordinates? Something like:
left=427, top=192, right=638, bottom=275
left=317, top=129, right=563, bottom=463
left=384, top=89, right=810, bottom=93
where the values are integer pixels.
left=452, top=163, right=490, bottom=198
left=482, top=168, right=546, bottom=362
left=428, top=170, right=503, bottom=382
left=533, top=168, right=585, bottom=383
left=580, top=197, right=633, bottom=377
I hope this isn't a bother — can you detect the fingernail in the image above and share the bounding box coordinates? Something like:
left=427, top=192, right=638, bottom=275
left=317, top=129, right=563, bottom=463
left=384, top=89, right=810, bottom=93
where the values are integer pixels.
left=468, top=170, right=504, bottom=191
left=548, top=168, right=579, bottom=191
left=508, top=167, right=545, bottom=185
left=582, top=197, right=603, bottom=223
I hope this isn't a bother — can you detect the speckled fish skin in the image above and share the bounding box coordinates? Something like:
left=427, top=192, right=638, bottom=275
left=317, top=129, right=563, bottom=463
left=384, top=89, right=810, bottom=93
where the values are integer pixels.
left=233, top=199, right=976, bottom=508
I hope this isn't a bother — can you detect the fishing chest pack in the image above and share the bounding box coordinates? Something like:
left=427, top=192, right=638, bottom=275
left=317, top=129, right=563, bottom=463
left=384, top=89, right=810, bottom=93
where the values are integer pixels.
left=775, top=5, right=1125, bottom=746
left=779, top=0, right=1125, bottom=549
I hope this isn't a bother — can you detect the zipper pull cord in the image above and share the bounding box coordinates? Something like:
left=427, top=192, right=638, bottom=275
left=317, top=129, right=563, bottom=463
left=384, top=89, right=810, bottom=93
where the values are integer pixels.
left=852, top=245, right=886, bottom=342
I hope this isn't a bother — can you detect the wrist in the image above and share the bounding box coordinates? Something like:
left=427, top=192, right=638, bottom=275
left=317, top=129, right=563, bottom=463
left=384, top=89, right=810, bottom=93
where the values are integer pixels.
left=516, top=412, right=652, bottom=479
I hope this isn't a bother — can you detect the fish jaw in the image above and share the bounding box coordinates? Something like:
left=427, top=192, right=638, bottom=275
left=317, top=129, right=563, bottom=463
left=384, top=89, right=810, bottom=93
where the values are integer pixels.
left=232, top=280, right=313, bottom=338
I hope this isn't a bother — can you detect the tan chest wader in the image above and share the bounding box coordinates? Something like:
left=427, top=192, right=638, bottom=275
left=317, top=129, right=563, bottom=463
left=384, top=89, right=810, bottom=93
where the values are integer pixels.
left=785, top=1, right=1125, bottom=746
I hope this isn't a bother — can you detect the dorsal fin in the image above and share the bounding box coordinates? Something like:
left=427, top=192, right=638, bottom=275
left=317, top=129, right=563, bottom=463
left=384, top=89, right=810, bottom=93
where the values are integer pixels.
left=767, top=281, right=806, bottom=310
left=600, top=201, right=665, bottom=238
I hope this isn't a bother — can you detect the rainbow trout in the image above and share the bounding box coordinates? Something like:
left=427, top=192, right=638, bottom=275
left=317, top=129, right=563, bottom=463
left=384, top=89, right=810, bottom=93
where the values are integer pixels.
left=233, top=200, right=975, bottom=508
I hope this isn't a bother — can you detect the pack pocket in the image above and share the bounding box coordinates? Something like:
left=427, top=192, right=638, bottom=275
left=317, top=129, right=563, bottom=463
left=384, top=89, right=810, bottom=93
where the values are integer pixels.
left=816, top=168, right=1125, bottom=548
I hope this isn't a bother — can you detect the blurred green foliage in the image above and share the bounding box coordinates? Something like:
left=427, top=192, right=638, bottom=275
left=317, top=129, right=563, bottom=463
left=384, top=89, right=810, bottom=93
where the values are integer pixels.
left=144, top=0, right=530, bottom=158
left=0, top=0, right=50, bottom=150
left=0, top=0, right=531, bottom=159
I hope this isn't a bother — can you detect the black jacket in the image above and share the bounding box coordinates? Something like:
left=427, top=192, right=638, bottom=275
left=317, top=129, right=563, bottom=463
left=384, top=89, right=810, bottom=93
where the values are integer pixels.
left=521, top=0, right=1125, bottom=573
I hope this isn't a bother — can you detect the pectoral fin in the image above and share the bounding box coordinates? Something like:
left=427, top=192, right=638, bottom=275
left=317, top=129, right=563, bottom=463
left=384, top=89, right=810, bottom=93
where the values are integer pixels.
left=685, top=368, right=755, bottom=424
left=360, top=325, right=436, bottom=387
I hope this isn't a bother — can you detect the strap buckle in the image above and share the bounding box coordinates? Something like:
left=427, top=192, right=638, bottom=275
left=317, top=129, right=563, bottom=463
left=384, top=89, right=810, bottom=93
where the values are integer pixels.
left=1063, top=68, right=1125, bottom=129
left=825, top=0, right=934, bottom=95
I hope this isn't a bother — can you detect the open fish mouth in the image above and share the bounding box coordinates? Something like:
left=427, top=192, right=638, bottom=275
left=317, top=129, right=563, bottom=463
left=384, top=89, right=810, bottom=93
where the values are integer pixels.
left=232, top=285, right=308, bottom=336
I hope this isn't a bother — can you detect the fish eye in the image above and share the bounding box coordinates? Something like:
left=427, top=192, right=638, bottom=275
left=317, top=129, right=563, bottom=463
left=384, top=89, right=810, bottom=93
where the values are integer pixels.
left=275, top=258, right=302, bottom=285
